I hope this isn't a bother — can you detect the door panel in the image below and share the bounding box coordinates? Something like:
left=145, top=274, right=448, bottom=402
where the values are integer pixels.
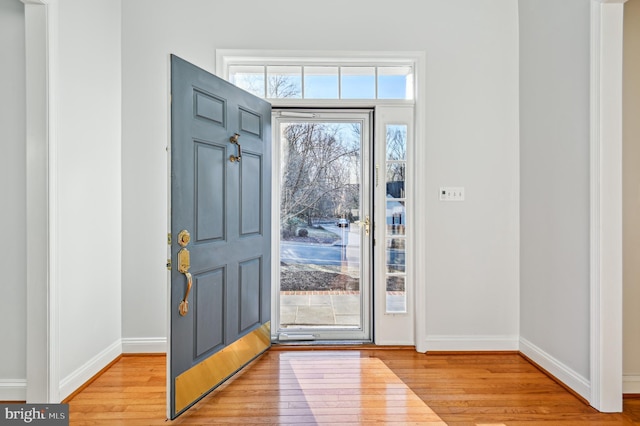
left=195, top=142, right=225, bottom=241
left=194, top=270, right=225, bottom=356
left=239, top=257, right=262, bottom=331
left=240, top=152, right=262, bottom=235
left=169, top=55, right=271, bottom=418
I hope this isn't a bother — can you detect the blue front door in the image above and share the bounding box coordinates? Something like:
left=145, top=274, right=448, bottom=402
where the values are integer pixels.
left=169, top=55, right=272, bottom=418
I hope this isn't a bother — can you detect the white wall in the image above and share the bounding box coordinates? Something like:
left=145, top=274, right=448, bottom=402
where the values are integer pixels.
left=0, top=0, right=27, bottom=401
left=55, top=0, right=122, bottom=398
left=518, top=0, right=592, bottom=394
left=623, top=0, right=640, bottom=394
left=121, top=0, right=520, bottom=349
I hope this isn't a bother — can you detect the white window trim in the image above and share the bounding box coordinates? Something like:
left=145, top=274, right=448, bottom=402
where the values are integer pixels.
left=216, top=49, right=419, bottom=105
left=216, top=50, right=428, bottom=351
left=216, top=49, right=422, bottom=71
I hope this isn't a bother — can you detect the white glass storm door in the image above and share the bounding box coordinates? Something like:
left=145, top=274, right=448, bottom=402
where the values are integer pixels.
left=273, top=110, right=372, bottom=342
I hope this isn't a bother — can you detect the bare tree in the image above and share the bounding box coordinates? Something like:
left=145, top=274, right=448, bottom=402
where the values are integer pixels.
left=232, top=73, right=301, bottom=98
left=267, top=75, right=300, bottom=98
left=385, top=126, right=406, bottom=197
left=386, top=125, right=406, bottom=161
left=232, top=73, right=265, bottom=98
left=281, top=123, right=360, bottom=229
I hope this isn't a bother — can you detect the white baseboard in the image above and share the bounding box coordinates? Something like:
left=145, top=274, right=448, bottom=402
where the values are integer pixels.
left=51, top=337, right=166, bottom=401
left=375, top=340, right=415, bottom=346
left=519, top=337, right=590, bottom=401
left=121, top=337, right=166, bottom=354
left=0, top=379, right=27, bottom=401
left=424, top=335, right=519, bottom=351
left=58, top=339, right=122, bottom=401
left=623, top=375, right=640, bottom=394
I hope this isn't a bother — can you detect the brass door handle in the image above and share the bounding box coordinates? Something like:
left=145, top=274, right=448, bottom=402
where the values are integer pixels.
left=355, top=215, right=371, bottom=236
left=229, top=133, right=242, bottom=162
left=177, top=240, right=192, bottom=316
left=179, top=272, right=192, bottom=316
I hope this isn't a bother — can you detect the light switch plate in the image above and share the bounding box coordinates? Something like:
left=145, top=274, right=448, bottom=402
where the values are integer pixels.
left=439, top=187, right=465, bottom=201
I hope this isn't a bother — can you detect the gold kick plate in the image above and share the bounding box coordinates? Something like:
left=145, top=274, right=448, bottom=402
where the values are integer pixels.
left=174, top=322, right=271, bottom=414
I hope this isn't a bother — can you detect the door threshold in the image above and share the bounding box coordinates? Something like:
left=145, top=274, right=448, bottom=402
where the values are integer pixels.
left=271, top=342, right=415, bottom=351
left=271, top=340, right=376, bottom=349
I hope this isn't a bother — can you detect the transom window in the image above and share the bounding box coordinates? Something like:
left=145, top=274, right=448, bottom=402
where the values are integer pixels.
left=225, top=63, right=413, bottom=100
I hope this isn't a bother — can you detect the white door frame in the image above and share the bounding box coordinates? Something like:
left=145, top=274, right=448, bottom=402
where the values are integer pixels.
left=271, top=109, right=374, bottom=342
left=215, top=49, right=428, bottom=350
left=22, top=0, right=60, bottom=403
left=589, top=0, right=626, bottom=412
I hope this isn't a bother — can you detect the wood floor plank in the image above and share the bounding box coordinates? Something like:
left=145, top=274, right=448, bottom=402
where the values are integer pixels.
left=66, top=350, right=640, bottom=425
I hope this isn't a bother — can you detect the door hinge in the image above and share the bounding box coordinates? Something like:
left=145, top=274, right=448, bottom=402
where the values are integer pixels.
left=167, top=233, right=172, bottom=245
left=166, top=259, right=172, bottom=270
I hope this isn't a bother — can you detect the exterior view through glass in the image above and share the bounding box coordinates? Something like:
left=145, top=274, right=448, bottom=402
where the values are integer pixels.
left=385, top=124, right=407, bottom=313
left=279, top=120, right=364, bottom=333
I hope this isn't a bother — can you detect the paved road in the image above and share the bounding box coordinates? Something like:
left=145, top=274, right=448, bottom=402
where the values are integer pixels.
left=280, top=223, right=406, bottom=272
left=281, top=223, right=356, bottom=266
left=280, top=242, right=349, bottom=266
left=280, top=223, right=362, bottom=266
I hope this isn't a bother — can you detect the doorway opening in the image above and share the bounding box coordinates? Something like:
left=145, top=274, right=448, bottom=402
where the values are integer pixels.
left=216, top=50, right=420, bottom=346
left=273, top=110, right=373, bottom=342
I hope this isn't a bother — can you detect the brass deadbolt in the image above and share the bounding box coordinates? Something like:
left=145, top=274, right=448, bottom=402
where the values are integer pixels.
left=178, top=230, right=191, bottom=247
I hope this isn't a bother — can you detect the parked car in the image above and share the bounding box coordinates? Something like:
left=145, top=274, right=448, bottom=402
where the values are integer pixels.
left=336, top=218, right=349, bottom=228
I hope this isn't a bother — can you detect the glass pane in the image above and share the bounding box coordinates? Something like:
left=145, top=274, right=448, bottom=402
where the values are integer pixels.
left=279, top=121, right=363, bottom=328
left=386, top=125, right=407, bottom=161
left=386, top=164, right=405, bottom=198
left=229, top=65, right=265, bottom=98
left=266, top=66, right=302, bottom=98
left=386, top=238, right=405, bottom=273
left=386, top=276, right=406, bottom=313
left=341, top=67, right=375, bottom=99
left=304, top=66, right=339, bottom=99
left=378, top=66, right=413, bottom=99
left=386, top=201, right=405, bottom=235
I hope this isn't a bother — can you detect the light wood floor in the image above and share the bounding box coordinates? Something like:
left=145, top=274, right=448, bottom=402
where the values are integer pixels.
left=67, top=348, right=640, bottom=425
